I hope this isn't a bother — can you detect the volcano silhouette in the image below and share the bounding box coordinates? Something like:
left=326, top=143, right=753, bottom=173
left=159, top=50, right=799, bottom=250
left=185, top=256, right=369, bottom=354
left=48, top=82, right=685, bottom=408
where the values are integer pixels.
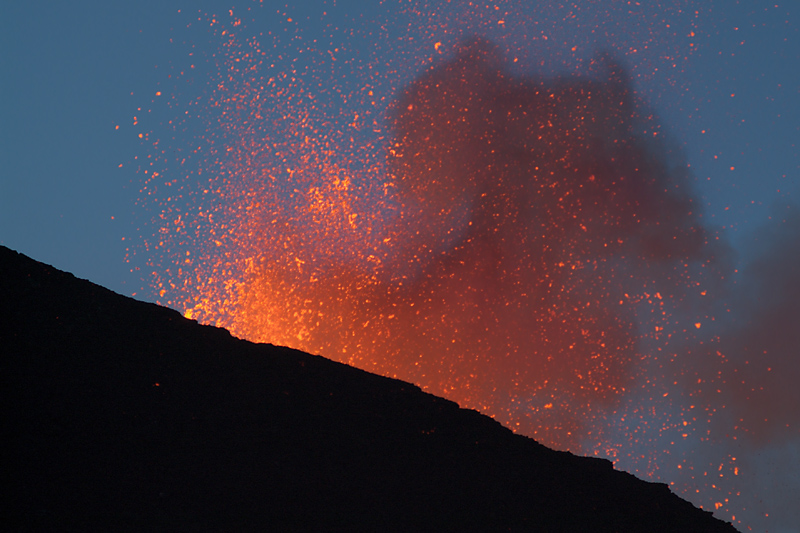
left=1, top=245, right=737, bottom=532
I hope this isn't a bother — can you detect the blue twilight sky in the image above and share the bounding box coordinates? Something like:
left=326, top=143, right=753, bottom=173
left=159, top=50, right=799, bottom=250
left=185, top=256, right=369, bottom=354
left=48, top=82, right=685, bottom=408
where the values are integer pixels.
left=1, top=2, right=798, bottom=531
left=1, top=2, right=797, bottom=297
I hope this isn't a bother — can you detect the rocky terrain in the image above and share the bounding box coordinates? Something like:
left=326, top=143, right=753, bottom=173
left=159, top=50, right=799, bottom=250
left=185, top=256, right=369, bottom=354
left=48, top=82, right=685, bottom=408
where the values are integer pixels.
left=2, top=245, right=738, bottom=531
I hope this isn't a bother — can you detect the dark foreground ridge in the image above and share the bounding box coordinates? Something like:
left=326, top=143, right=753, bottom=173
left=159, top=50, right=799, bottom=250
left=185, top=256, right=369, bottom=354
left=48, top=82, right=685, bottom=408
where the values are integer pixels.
left=1, top=245, right=738, bottom=532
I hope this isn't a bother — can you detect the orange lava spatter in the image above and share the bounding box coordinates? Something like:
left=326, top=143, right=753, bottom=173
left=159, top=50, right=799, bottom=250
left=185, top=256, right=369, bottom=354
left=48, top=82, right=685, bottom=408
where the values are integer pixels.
left=133, top=4, right=799, bottom=530
left=159, top=35, right=716, bottom=452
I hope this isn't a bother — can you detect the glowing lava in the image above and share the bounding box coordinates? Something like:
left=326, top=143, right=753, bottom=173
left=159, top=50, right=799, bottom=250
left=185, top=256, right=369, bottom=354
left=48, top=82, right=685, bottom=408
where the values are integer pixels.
left=143, top=25, right=720, bottom=452
left=133, top=4, right=799, bottom=530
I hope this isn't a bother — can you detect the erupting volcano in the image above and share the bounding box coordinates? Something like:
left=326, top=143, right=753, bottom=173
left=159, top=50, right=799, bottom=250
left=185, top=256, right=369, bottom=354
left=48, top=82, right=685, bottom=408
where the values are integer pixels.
left=133, top=3, right=799, bottom=530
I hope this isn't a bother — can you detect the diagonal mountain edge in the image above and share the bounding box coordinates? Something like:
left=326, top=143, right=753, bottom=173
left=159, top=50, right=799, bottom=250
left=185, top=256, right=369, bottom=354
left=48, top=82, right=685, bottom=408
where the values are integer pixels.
left=1, top=245, right=738, bottom=532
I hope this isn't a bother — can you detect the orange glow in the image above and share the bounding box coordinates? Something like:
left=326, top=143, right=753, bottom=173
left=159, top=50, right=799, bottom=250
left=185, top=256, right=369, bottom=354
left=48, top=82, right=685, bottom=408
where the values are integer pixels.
left=134, top=5, right=774, bottom=528
left=142, top=28, right=723, bottom=453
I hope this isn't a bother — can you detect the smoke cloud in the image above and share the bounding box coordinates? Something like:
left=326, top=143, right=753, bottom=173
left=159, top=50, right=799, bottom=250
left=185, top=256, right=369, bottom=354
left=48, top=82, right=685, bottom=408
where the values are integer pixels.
left=143, top=28, right=797, bottom=529
left=222, top=38, right=729, bottom=451
left=665, top=206, right=800, bottom=528
left=694, top=206, right=800, bottom=446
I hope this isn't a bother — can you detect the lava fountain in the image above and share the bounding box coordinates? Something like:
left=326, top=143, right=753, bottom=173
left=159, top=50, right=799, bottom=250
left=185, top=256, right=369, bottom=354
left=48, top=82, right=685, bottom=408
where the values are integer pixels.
left=133, top=4, right=799, bottom=530
left=142, top=28, right=723, bottom=451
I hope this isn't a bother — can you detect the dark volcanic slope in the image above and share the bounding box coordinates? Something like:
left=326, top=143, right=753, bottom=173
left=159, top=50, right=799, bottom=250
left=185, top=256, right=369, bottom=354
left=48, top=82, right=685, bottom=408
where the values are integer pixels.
left=1, top=245, right=738, bottom=532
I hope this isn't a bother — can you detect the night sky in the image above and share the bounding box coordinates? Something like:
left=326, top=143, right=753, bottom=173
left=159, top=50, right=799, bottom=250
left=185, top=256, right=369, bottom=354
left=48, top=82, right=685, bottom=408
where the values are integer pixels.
left=2, top=2, right=798, bottom=531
